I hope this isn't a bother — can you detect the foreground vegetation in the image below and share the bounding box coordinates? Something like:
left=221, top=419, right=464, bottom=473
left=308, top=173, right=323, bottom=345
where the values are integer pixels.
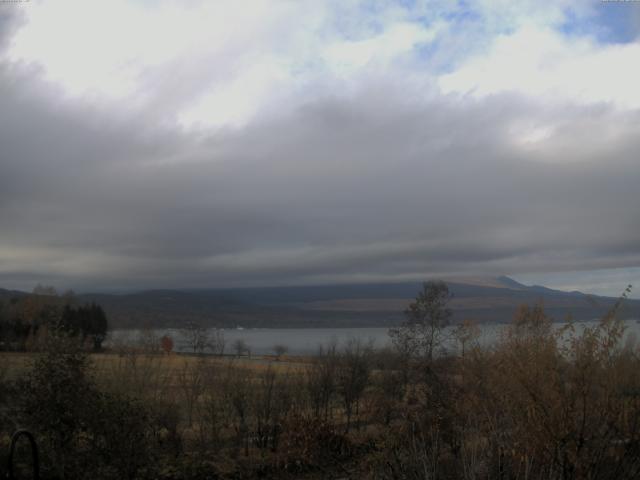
left=1, top=283, right=639, bottom=479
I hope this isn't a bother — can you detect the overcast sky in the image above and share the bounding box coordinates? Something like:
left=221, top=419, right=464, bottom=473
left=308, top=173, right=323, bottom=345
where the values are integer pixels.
left=0, top=0, right=639, bottom=297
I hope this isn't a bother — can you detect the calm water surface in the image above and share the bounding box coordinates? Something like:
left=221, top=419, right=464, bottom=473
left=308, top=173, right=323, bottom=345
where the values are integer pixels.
left=110, top=319, right=640, bottom=355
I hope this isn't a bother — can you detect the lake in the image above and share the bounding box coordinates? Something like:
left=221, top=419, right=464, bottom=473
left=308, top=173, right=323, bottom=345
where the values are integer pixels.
left=110, top=319, right=640, bottom=355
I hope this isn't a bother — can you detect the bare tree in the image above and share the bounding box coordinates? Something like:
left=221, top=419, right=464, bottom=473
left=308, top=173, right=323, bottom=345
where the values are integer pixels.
left=389, top=280, right=452, bottom=361
left=180, top=322, right=209, bottom=354
left=210, top=328, right=226, bottom=356
left=453, top=318, right=480, bottom=358
left=233, top=338, right=249, bottom=357
left=196, top=363, right=229, bottom=453
left=337, top=338, right=373, bottom=432
left=222, top=365, right=252, bottom=457
left=273, top=344, right=288, bottom=359
left=137, top=326, right=160, bottom=354
left=306, top=341, right=338, bottom=421
left=177, top=357, right=206, bottom=427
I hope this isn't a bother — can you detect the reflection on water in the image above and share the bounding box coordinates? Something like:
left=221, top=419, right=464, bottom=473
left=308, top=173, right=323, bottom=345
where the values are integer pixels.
left=109, top=319, right=640, bottom=356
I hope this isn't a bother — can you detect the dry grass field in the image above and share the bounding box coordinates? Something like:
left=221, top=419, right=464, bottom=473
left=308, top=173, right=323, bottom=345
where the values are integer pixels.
left=4, top=299, right=640, bottom=479
left=1, top=350, right=310, bottom=375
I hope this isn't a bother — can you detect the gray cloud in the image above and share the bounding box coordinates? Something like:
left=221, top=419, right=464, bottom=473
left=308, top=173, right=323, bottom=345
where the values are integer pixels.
left=0, top=10, right=639, bottom=292
left=0, top=8, right=24, bottom=54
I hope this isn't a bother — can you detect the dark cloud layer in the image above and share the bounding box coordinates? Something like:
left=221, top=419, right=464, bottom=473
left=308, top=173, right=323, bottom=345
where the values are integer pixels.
left=1, top=9, right=639, bottom=291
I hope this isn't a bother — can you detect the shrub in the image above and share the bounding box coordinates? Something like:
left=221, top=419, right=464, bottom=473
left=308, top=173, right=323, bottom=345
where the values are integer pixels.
left=15, top=331, right=162, bottom=479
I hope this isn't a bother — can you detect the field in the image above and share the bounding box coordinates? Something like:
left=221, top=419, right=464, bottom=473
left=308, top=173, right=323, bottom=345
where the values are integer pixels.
left=4, top=303, right=640, bottom=479
left=0, top=350, right=309, bottom=382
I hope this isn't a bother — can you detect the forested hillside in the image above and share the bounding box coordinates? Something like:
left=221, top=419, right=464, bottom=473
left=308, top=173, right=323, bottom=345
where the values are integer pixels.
left=75, top=277, right=640, bottom=329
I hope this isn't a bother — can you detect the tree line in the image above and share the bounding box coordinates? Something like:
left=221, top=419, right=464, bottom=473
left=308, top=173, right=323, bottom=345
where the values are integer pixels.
left=0, top=286, right=108, bottom=351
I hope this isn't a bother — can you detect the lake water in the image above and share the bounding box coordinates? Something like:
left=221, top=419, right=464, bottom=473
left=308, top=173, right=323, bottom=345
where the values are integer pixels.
left=110, top=319, right=640, bottom=355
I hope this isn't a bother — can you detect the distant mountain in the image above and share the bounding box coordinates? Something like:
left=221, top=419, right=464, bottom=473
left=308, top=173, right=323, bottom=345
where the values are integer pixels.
left=0, top=288, right=27, bottom=301
left=496, top=275, right=528, bottom=289
left=77, top=276, right=640, bottom=329
left=2, top=277, right=638, bottom=329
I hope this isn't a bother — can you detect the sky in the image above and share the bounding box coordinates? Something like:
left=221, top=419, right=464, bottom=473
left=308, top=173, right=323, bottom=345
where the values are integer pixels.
left=0, top=0, right=639, bottom=297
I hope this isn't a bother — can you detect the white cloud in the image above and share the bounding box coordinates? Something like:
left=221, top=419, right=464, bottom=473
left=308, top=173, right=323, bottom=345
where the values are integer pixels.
left=177, top=57, right=292, bottom=129
left=6, top=0, right=448, bottom=128
left=7, top=0, right=306, bottom=114
left=439, top=26, right=640, bottom=110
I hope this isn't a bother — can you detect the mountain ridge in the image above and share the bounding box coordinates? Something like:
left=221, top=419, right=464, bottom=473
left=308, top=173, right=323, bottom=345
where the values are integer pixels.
left=2, top=277, right=637, bottom=329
